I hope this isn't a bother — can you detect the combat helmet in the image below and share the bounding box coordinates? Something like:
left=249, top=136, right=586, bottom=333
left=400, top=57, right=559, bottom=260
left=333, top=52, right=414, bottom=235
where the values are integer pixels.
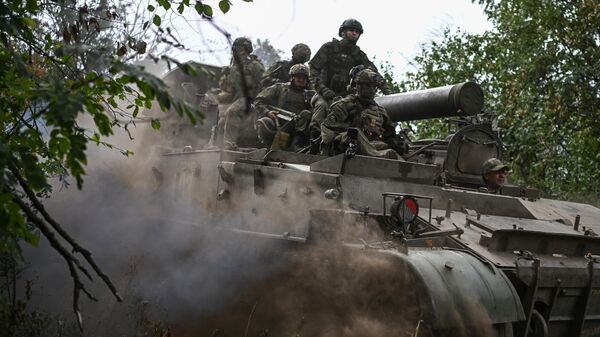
left=338, top=18, right=364, bottom=37
left=291, top=43, right=311, bottom=63
left=232, top=37, right=253, bottom=53
left=289, top=64, right=310, bottom=77
left=355, top=68, right=379, bottom=85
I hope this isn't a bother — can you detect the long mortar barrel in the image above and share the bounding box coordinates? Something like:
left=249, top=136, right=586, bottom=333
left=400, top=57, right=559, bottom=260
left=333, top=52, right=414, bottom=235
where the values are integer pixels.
left=374, top=82, right=484, bottom=122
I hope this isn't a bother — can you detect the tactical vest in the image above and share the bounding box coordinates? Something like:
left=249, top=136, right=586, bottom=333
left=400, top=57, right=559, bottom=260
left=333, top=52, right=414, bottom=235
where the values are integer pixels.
left=350, top=104, right=386, bottom=141
left=326, top=39, right=365, bottom=96
left=276, top=84, right=313, bottom=114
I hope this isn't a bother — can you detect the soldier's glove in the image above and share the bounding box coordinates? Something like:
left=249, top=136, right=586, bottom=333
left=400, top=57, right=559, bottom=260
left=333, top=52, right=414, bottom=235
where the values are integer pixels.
left=388, top=137, right=408, bottom=155
left=321, top=88, right=336, bottom=101
left=345, top=128, right=359, bottom=158
left=267, top=111, right=278, bottom=120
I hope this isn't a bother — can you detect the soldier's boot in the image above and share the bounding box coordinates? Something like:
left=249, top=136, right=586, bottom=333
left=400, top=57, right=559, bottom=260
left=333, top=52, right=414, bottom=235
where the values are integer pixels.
left=255, top=117, right=277, bottom=148
left=206, top=125, right=221, bottom=150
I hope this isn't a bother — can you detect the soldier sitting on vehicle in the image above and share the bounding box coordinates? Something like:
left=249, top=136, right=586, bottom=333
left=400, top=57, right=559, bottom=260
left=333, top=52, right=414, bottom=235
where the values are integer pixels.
left=254, top=64, right=315, bottom=151
left=309, top=18, right=390, bottom=104
left=310, top=64, right=387, bottom=144
left=261, top=43, right=312, bottom=89
left=481, top=158, right=510, bottom=194
left=222, top=37, right=265, bottom=149
left=320, top=69, right=407, bottom=159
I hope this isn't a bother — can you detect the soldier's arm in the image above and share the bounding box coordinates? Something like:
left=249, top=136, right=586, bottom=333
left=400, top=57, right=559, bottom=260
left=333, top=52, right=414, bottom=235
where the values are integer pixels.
left=309, top=43, right=332, bottom=97
left=253, top=84, right=281, bottom=117
left=381, top=109, right=408, bottom=155
left=381, top=110, right=397, bottom=141
left=260, top=61, right=283, bottom=88
left=359, top=51, right=392, bottom=95
left=322, top=100, right=351, bottom=130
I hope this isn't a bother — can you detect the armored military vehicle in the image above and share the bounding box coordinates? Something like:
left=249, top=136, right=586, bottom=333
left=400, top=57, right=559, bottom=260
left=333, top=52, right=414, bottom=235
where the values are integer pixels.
left=150, top=63, right=600, bottom=337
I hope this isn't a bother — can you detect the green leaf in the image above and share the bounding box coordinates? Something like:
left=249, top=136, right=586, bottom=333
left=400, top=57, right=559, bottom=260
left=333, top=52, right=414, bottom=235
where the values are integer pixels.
left=25, top=0, right=38, bottom=12
left=156, top=90, right=171, bottom=110
left=219, top=0, right=230, bottom=13
left=177, top=3, right=185, bottom=14
left=159, top=0, right=171, bottom=10
left=20, top=154, right=47, bottom=191
left=147, top=4, right=155, bottom=11
left=203, top=4, right=213, bottom=17
left=184, top=104, right=198, bottom=125
left=21, top=18, right=36, bottom=28
left=137, top=81, right=155, bottom=98
left=153, top=15, right=161, bottom=27
left=91, top=133, right=101, bottom=145
left=107, top=97, right=118, bottom=108
left=194, top=1, right=204, bottom=15
left=151, top=119, right=161, bottom=130
left=93, top=113, right=112, bottom=136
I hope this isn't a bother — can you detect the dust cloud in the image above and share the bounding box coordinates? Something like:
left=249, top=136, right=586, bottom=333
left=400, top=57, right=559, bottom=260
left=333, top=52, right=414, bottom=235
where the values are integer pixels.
left=18, top=106, right=499, bottom=337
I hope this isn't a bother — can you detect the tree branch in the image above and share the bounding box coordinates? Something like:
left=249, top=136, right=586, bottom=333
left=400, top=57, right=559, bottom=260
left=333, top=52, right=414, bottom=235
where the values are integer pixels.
left=7, top=190, right=97, bottom=331
left=7, top=160, right=123, bottom=303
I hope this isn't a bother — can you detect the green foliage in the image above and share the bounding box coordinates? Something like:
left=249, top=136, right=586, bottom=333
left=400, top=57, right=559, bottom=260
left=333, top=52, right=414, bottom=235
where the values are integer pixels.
left=0, top=0, right=242, bottom=331
left=219, top=0, right=231, bottom=13
left=0, top=0, right=234, bottom=255
left=390, top=0, right=600, bottom=199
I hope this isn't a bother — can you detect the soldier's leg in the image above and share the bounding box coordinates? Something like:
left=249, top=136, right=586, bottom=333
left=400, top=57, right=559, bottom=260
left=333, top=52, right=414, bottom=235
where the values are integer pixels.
left=309, top=94, right=329, bottom=140
left=341, top=131, right=400, bottom=159
left=255, top=117, right=277, bottom=148
left=223, top=98, right=247, bottom=147
left=356, top=132, right=399, bottom=159
left=289, top=110, right=312, bottom=151
left=319, top=124, right=338, bottom=156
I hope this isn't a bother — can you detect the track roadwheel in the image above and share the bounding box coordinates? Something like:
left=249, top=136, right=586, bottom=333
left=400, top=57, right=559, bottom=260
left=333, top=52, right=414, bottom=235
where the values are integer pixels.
left=528, top=310, right=548, bottom=337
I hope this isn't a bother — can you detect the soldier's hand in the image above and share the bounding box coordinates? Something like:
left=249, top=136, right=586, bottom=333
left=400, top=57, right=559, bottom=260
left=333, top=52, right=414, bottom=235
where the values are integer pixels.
left=267, top=111, right=278, bottom=120
left=321, top=88, right=336, bottom=100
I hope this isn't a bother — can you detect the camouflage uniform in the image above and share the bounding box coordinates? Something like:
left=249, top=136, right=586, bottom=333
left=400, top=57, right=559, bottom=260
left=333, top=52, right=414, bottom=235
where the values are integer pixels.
left=261, top=43, right=311, bottom=89
left=308, top=93, right=330, bottom=139
left=320, top=69, right=406, bottom=159
left=309, top=19, right=388, bottom=100
left=255, top=65, right=315, bottom=151
left=310, top=64, right=387, bottom=140
left=222, top=37, right=265, bottom=147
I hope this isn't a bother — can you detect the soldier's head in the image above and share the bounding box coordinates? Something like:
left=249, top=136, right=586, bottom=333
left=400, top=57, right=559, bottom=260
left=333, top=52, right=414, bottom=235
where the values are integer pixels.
left=232, top=37, right=253, bottom=56
left=354, top=69, right=379, bottom=99
left=346, top=65, right=367, bottom=92
left=289, top=64, right=309, bottom=89
left=291, top=43, right=311, bottom=64
left=338, top=18, right=363, bottom=43
left=482, top=158, right=510, bottom=193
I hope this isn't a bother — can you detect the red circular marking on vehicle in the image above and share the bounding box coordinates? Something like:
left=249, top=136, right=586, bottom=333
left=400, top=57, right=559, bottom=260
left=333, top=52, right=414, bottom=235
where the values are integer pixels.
left=404, top=198, right=418, bottom=215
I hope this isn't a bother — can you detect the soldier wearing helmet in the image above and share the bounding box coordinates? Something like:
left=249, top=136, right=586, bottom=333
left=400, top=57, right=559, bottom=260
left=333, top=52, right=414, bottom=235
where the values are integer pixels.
left=261, top=43, right=312, bottom=89
left=309, top=19, right=389, bottom=105
left=320, top=69, right=407, bottom=159
left=220, top=37, right=265, bottom=148
left=310, top=64, right=387, bottom=140
left=254, top=63, right=315, bottom=151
